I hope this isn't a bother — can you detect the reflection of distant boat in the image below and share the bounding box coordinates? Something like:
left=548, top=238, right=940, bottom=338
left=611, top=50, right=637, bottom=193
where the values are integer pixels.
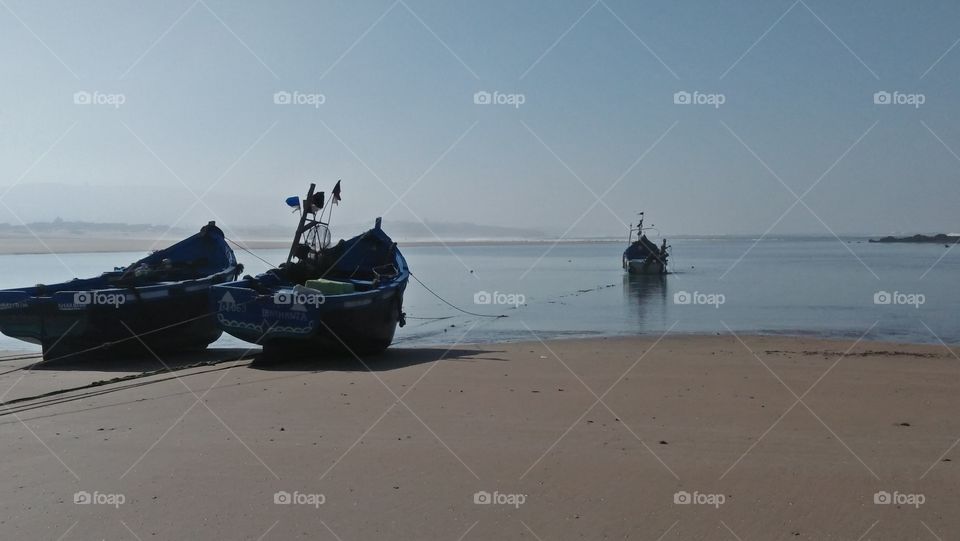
left=622, top=212, right=669, bottom=275
left=622, top=273, right=667, bottom=325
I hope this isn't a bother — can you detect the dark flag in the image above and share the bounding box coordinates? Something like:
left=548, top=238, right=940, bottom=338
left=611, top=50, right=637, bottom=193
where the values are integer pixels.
left=332, top=180, right=342, bottom=205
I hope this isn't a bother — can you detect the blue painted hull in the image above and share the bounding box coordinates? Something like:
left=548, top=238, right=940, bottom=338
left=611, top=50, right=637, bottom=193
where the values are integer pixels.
left=213, top=220, right=408, bottom=355
left=0, top=222, right=241, bottom=360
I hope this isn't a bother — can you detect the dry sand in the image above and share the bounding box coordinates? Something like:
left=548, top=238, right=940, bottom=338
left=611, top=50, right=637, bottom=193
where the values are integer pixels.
left=0, top=335, right=957, bottom=540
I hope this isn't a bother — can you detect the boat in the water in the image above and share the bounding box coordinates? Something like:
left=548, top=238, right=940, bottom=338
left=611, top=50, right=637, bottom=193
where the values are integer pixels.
left=212, top=182, right=408, bottom=356
left=622, top=212, right=669, bottom=275
left=0, top=221, right=242, bottom=360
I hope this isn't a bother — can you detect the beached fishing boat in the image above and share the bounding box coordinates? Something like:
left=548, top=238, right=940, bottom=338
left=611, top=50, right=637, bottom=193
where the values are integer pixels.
left=0, top=222, right=242, bottom=360
left=212, top=183, right=408, bottom=356
left=623, top=212, right=669, bottom=275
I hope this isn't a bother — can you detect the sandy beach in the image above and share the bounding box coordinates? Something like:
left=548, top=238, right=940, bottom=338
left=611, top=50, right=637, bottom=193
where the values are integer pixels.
left=0, top=335, right=956, bottom=540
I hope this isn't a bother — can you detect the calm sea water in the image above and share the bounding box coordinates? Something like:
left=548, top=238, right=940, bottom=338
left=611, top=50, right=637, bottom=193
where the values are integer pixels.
left=0, top=238, right=956, bottom=353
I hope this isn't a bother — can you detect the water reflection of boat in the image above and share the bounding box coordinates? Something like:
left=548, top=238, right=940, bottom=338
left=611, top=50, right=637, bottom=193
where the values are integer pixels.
left=622, top=273, right=667, bottom=325
left=622, top=212, right=669, bottom=275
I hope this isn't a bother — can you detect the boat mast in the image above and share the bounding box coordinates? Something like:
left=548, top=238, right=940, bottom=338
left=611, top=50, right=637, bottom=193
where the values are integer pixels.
left=286, top=183, right=316, bottom=264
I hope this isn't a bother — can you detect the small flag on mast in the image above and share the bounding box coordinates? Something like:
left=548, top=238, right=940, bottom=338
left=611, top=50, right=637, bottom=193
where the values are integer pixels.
left=332, top=180, right=342, bottom=205
left=285, top=196, right=301, bottom=213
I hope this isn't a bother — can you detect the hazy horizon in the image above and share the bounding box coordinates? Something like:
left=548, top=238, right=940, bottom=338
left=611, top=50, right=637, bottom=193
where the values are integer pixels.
left=2, top=1, right=958, bottom=240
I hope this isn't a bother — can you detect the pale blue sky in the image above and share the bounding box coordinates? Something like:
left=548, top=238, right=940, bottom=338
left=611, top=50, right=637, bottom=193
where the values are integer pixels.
left=0, top=0, right=958, bottom=236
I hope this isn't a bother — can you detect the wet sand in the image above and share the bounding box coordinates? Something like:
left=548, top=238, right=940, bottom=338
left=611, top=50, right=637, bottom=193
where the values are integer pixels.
left=0, top=335, right=957, bottom=540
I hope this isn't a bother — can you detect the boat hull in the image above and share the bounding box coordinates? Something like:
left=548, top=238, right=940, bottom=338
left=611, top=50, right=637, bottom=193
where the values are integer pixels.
left=625, top=258, right=667, bottom=275
left=0, top=222, right=240, bottom=361
left=213, top=218, right=409, bottom=357
left=214, top=285, right=405, bottom=356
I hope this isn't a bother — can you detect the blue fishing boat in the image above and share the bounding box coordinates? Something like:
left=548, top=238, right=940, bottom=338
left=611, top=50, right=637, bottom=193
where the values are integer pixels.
left=622, top=212, right=669, bottom=275
left=0, top=222, right=242, bottom=360
left=212, top=183, right=408, bottom=356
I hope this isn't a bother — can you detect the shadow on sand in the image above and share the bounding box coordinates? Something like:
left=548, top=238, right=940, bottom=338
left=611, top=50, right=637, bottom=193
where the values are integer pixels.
left=21, top=345, right=505, bottom=374
left=249, top=346, right=505, bottom=372
left=25, top=348, right=257, bottom=372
